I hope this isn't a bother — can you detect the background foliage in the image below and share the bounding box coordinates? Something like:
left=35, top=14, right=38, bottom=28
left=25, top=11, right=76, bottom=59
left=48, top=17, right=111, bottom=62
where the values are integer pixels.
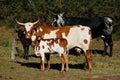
left=0, top=0, right=120, bottom=38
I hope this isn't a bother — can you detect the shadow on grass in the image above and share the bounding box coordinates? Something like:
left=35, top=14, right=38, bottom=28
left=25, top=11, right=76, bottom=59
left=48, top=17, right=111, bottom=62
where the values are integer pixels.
left=16, top=61, right=85, bottom=71
left=15, top=49, right=109, bottom=71
left=16, top=62, right=40, bottom=69
left=50, top=63, right=85, bottom=71
left=92, top=49, right=109, bottom=56
left=29, top=54, right=37, bottom=58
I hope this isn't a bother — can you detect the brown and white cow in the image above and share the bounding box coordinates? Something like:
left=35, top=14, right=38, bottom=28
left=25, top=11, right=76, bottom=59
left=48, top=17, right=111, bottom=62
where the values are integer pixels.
left=32, top=37, right=69, bottom=72
left=16, top=20, right=92, bottom=72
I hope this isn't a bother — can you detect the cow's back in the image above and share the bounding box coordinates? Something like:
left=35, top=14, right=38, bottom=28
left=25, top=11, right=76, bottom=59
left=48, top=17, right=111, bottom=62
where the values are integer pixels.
left=35, top=38, right=68, bottom=56
left=37, top=25, right=92, bottom=52
left=64, top=26, right=92, bottom=51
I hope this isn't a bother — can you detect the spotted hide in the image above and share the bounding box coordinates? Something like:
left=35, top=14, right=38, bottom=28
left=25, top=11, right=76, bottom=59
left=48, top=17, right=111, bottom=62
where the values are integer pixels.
left=33, top=38, right=69, bottom=72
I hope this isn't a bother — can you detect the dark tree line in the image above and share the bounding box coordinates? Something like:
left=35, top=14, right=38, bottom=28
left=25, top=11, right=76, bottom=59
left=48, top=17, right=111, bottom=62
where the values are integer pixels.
left=0, top=0, right=120, bottom=38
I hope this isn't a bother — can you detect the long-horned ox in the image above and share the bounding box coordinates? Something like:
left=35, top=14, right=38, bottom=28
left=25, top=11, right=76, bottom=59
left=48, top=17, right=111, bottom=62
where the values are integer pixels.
left=16, top=20, right=92, bottom=72
left=31, top=34, right=69, bottom=72
left=16, top=20, right=39, bottom=59
left=51, top=13, right=113, bottom=57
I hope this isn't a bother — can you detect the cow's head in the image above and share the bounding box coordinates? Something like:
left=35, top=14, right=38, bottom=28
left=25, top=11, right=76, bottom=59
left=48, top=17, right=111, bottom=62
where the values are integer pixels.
left=103, top=17, right=113, bottom=35
left=51, top=12, right=65, bottom=27
left=16, top=20, right=39, bottom=39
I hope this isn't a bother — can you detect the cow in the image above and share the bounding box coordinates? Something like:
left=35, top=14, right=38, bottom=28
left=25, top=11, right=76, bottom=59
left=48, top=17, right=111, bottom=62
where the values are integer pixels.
left=16, top=20, right=92, bottom=72
left=15, top=29, right=31, bottom=60
left=32, top=35, right=69, bottom=72
left=15, top=20, right=39, bottom=59
left=51, top=13, right=113, bottom=57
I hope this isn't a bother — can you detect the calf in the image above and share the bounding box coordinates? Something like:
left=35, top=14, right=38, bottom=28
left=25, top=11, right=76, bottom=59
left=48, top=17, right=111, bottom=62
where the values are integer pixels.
left=33, top=37, right=69, bottom=72
left=51, top=13, right=113, bottom=57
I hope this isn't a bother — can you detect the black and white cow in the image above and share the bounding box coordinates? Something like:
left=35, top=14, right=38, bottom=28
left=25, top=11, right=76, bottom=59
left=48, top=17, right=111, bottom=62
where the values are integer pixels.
left=51, top=13, right=113, bottom=57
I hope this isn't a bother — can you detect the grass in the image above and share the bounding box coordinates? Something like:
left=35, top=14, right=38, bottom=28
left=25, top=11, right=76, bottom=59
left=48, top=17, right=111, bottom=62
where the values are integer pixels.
left=0, top=26, right=120, bottom=80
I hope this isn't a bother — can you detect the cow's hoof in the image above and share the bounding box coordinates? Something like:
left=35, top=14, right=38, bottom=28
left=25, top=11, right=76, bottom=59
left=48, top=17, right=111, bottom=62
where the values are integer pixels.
left=65, top=68, right=69, bottom=72
left=109, top=54, right=112, bottom=57
left=102, top=54, right=105, bottom=57
left=86, top=69, right=91, bottom=73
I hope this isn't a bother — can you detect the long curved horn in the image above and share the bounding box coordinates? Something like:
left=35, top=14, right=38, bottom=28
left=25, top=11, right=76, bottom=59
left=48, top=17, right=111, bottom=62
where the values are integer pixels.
left=60, top=12, right=64, bottom=16
left=33, top=20, right=39, bottom=25
left=16, top=20, right=25, bottom=25
left=48, top=10, right=57, bottom=15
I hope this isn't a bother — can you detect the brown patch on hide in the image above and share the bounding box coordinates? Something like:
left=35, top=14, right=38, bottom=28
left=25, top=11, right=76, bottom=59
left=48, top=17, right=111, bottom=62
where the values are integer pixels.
left=84, top=39, right=88, bottom=44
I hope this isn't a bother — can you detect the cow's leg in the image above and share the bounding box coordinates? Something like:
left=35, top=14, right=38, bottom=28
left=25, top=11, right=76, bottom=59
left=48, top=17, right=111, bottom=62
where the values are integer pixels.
left=60, top=54, right=65, bottom=72
left=40, top=54, right=45, bottom=71
left=102, top=35, right=113, bottom=57
left=41, top=60, right=45, bottom=71
left=85, top=50, right=92, bottom=72
left=40, top=57, right=45, bottom=71
left=103, top=41, right=108, bottom=57
left=61, top=53, right=69, bottom=72
left=26, top=46, right=29, bottom=60
left=45, top=53, right=50, bottom=71
left=23, top=46, right=27, bottom=60
left=23, top=46, right=29, bottom=60
left=63, top=54, right=69, bottom=72
left=109, top=42, right=113, bottom=57
left=109, top=36, right=113, bottom=57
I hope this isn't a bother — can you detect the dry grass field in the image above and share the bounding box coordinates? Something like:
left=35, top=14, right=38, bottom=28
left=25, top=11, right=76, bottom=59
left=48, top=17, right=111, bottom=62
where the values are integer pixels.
left=0, top=26, right=120, bottom=80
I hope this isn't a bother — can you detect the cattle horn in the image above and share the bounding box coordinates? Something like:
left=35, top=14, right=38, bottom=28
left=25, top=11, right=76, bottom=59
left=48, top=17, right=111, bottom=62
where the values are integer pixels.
left=16, top=20, right=25, bottom=25
left=60, top=12, right=64, bottom=16
left=33, top=20, right=39, bottom=25
left=48, top=10, right=57, bottom=15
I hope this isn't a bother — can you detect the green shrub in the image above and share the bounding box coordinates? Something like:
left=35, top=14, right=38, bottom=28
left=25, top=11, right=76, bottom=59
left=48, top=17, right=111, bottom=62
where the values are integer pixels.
left=0, top=0, right=120, bottom=38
